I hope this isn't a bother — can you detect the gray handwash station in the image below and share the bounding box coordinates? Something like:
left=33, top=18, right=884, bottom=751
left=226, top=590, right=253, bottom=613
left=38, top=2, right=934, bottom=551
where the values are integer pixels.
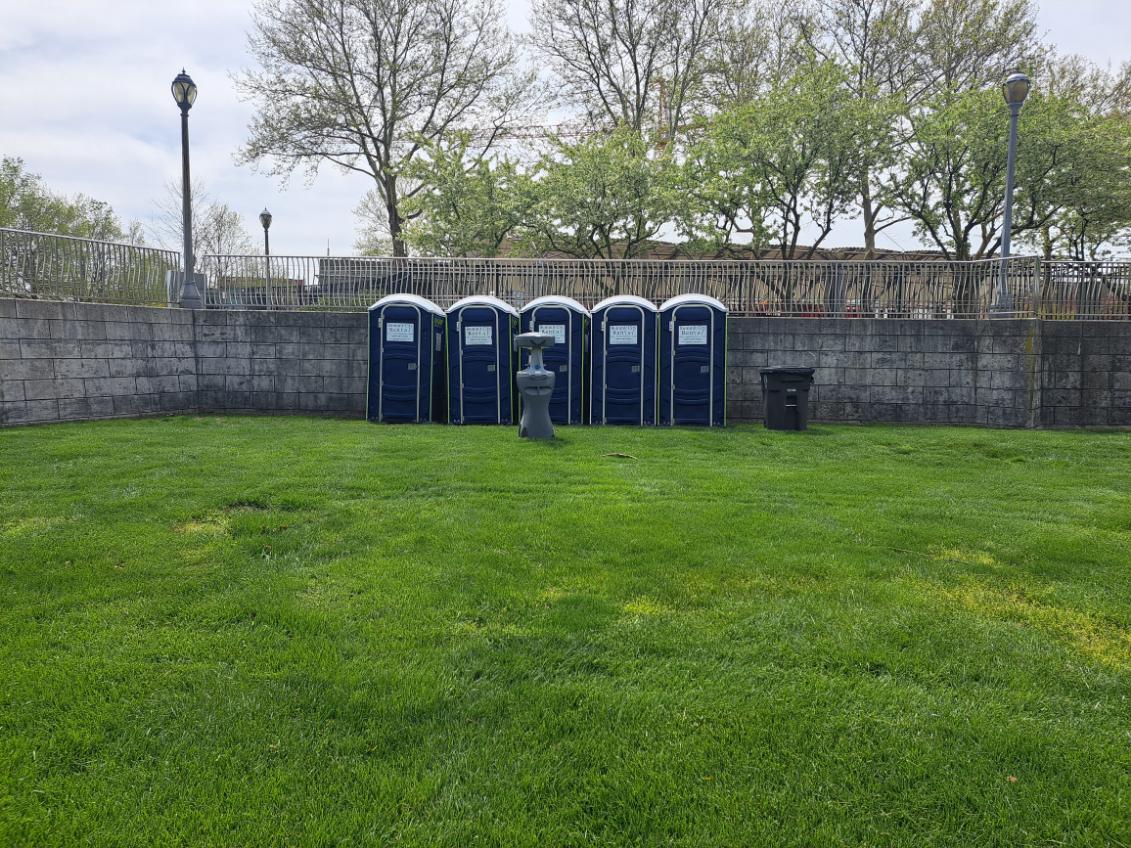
left=514, top=332, right=556, bottom=440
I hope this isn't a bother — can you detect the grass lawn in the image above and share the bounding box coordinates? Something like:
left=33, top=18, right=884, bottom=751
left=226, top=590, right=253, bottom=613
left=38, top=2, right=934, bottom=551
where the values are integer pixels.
left=1, top=417, right=1130, bottom=847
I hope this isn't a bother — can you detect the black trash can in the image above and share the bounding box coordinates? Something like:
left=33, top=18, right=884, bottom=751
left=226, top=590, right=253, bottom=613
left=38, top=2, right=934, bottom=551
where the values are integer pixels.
left=760, top=367, right=815, bottom=430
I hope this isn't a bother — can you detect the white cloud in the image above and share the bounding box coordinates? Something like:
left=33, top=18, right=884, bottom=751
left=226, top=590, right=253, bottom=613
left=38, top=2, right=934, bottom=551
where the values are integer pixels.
left=0, top=0, right=1127, bottom=256
left=0, top=0, right=371, bottom=255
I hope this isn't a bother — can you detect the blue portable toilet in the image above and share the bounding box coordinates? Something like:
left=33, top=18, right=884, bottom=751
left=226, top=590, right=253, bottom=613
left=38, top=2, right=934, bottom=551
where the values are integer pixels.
left=446, top=295, right=519, bottom=424
left=590, top=295, right=658, bottom=426
left=519, top=295, right=589, bottom=425
left=367, top=294, right=446, bottom=423
left=658, top=294, right=728, bottom=427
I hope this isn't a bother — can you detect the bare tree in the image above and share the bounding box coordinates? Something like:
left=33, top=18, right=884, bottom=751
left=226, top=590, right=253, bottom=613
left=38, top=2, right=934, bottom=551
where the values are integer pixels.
left=529, top=0, right=728, bottom=139
left=151, top=180, right=256, bottom=259
left=353, top=193, right=395, bottom=255
left=238, top=0, right=533, bottom=257
left=701, top=0, right=809, bottom=108
left=799, top=0, right=919, bottom=255
left=1041, top=53, right=1131, bottom=117
left=911, top=0, right=1041, bottom=99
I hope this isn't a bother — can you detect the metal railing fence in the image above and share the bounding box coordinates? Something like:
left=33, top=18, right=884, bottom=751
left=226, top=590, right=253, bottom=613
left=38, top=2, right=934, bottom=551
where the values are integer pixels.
left=1037, top=260, right=1131, bottom=319
left=197, top=253, right=1056, bottom=318
left=0, top=228, right=180, bottom=306
left=4, top=228, right=1130, bottom=319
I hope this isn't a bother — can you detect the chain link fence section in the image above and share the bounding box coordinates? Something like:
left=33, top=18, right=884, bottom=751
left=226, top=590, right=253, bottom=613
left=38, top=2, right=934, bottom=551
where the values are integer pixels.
left=1, top=228, right=181, bottom=306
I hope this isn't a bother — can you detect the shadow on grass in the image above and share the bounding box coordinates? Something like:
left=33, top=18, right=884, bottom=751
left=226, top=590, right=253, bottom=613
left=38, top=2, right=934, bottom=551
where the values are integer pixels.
left=518, top=433, right=571, bottom=449
left=758, top=426, right=838, bottom=437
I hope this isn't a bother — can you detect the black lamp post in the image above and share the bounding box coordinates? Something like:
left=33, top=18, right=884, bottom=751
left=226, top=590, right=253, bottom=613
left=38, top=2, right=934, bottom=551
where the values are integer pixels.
left=259, top=208, right=272, bottom=256
left=171, top=70, right=202, bottom=308
left=996, top=70, right=1031, bottom=313
left=259, top=208, right=272, bottom=308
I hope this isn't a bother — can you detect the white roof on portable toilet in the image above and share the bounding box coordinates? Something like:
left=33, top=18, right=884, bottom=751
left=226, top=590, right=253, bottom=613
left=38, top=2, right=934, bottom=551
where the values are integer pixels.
left=447, top=294, right=519, bottom=316
left=521, top=295, right=590, bottom=315
left=591, top=294, right=658, bottom=313
left=659, top=293, right=728, bottom=313
left=368, top=293, right=445, bottom=316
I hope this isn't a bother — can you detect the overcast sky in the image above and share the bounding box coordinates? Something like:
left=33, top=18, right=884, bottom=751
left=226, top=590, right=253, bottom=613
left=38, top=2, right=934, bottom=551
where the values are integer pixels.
left=0, top=0, right=1128, bottom=256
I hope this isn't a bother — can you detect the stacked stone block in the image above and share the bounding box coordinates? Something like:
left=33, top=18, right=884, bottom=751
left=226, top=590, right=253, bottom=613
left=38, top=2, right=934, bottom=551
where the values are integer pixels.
left=2, top=298, right=1128, bottom=428
left=727, top=318, right=1044, bottom=427
left=193, top=310, right=366, bottom=415
left=0, top=299, right=196, bottom=426
left=1040, top=321, right=1131, bottom=426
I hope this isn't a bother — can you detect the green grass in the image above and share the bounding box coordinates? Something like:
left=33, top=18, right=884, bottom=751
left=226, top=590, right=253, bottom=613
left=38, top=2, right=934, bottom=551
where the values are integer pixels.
left=1, top=417, right=1130, bottom=847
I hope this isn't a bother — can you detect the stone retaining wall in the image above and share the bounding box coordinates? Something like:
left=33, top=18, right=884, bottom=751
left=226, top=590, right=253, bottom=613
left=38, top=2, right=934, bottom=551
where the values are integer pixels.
left=726, top=318, right=1045, bottom=427
left=193, top=310, right=366, bottom=416
left=2, top=298, right=1128, bottom=427
left=0, top=299, right=365, bottom=426
left=1039, top=321, right=1131, bottom=427
left=0, top=299, right=197, bottom=425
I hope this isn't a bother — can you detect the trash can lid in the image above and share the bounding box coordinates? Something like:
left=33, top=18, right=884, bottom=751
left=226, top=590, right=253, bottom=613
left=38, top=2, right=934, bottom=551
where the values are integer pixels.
left=759, top=367, right=816, bottom=376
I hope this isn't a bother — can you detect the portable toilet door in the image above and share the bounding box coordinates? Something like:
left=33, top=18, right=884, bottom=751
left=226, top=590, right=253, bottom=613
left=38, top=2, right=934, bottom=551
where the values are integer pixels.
left=659, top=294, right=728, bottom=427
left=446, top=295, right=519, bottom=424
left=367, top=294, right=446, bottom=423
left=590, top=295, right=658, bottom=426
left=519, top=295, right=589, bottom=425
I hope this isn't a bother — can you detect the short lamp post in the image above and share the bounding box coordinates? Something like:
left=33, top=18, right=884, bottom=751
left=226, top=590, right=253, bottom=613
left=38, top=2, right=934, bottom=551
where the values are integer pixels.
left=996, top=70, right=1031, bottom=314
left=171, top=70, right=202, bottom=309
left=259, top=208, right=272, bottom=309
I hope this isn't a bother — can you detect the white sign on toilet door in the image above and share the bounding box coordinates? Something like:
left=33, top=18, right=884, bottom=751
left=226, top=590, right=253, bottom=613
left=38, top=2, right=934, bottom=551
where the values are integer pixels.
left=609, top=324, right=638, bottom=345
left=464, top=325, right=493, bottom=346
left=678, top=324, right=708, bottom=345
left=386, top=322, right=414, bottom=343
left=538, top=323, right=566, bottom=344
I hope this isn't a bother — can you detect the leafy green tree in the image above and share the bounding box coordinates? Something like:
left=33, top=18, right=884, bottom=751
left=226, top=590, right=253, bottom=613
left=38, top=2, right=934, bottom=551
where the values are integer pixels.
left=1021, top=56, right=1131, bottom=259
left=890, top=88, right=1110, bottom=261
left=0, top=156, right=126, bottom=240
left=530, top=0, right=727, bottom=139
left=239, top=0, right=533, bottom=257
left=678, top=59, right=864, bottom=259
left=701, top=0, right=806, bottom=109
left=1020, top=113, right=1131, bottom=260
left=911, top=0, right=1041, bottom=99
left=799, top=0, right=918, bottom=256
left=521, top=126, right=681, bottom=259
left=399, top=133, right=534, bottom=257
left=676, top=115, right=775, bottom=257
left=795, top=0, right=1040, bottom=256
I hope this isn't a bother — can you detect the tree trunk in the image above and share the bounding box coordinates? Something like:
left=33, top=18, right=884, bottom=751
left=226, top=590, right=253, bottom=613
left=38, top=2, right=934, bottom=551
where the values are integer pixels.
left=1040, top=226, right=1053, bottom=262
left=385, top=174, right=406, bottom=258
left=861, top=178, right=877, bottom=259
left=951, top=235, right=977, bottom=317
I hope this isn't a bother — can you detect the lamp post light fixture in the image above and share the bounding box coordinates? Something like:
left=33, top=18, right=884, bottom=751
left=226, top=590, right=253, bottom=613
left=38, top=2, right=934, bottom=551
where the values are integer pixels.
left=259, top=208, right=273, bottom=309
left=259, top=208, right=272, bottom=254
left=996, top=70, right=1031, bottom=314
left=171, top=70, right=202, bottom=309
